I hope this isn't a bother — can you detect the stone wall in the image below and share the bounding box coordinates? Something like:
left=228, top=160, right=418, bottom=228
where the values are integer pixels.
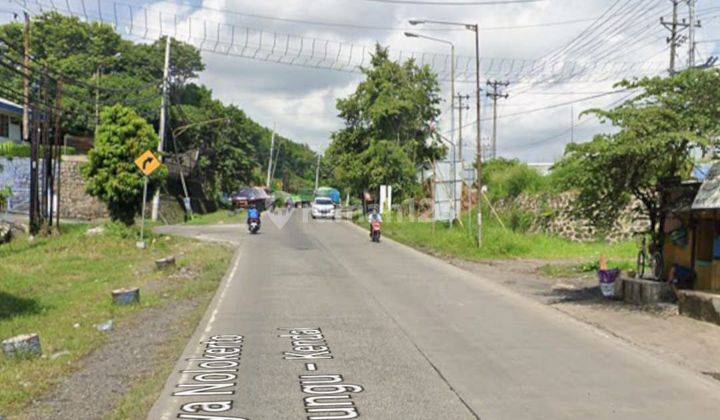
left=498, top=191, right=650, bottom=243
left=58, top=156, right=107, bottom=220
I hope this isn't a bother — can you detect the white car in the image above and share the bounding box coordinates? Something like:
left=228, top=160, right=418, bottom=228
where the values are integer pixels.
left=311, top=197, right=336, bottom=219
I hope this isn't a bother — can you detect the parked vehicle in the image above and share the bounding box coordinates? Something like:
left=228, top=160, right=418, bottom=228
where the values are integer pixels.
left=311, top=197, right=336, bottom=219
left=371, top=220, right=382, bottom=243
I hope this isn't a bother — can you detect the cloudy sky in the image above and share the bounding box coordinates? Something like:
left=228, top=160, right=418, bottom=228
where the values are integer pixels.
left=4, top=0, right=720, bottom=162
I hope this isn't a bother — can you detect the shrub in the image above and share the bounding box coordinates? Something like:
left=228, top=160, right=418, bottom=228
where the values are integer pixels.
left=83, top=105, right=166, bottom=225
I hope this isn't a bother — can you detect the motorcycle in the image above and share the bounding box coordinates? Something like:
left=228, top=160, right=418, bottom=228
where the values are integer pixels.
left=248, top=218, right=260, bottom=234
left=370, top=220, right=382, bottom=243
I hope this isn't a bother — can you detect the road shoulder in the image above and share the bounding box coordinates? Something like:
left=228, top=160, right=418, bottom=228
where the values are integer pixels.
left=344, top=219, right=720, bottom=382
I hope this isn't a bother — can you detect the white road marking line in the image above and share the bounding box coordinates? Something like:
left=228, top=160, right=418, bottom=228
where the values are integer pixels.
left=306, top=363, right=317, bottom=371
left=204, top=252, right=241, bottom=334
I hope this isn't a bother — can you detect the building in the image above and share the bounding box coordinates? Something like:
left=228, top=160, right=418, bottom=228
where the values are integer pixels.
left=0, top=98, right=23, bottom=143
left=663, top=162, right=720, bottom=292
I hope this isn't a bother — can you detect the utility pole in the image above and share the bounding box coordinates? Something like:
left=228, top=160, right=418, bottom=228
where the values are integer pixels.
left=23, top=12, right=40, bottom=234
left=22, top=12, right=30, bottom=143
left=456, top=93, right=470, bottom=228
left=570, top=105, right=575, bottom=144
left=661, top=1, right=686, bottom=74
left=455, top=93, right=469, bottom=163
left=472, top=25, right=483, bottom=247
left=314, top=154, right=321, bottom=192
left=54, top=79, right=63, bottom=229
left=486, top=80, right=509, bottom=160
left=151, top=36, right=171, bottom=222
left=688, top=0, right=696, bottom=68
left=266, top=124, right=276, bottom=187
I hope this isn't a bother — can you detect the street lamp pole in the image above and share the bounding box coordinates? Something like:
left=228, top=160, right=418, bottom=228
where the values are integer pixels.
left=409, top=19, right=483, bottom=245
left=404, top=32, right=458, bottom=223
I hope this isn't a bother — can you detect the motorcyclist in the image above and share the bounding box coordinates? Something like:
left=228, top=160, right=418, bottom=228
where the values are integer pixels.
left=247, top=203, right=260, bottom=225
left=368, top=208, right=382, bottom=236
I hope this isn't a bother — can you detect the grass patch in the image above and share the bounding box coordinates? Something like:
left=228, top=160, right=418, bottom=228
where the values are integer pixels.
left=107, top=295, right=210, bottom=419
left=362, top=212, right=636, bottom=261
left=185, top=210, right=245, bottom=226
left=0, top=223, right=231, bottom=414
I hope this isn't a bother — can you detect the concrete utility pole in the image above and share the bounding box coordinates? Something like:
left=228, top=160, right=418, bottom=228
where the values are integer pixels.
left=151, top=36, right=171, bottom=221
left=266, top=124, right=276, bottom=187
left=22, top=12, right=30, bottom=143
left=456, top=93, right=471, bottom=228
left=473, top=24, right=482, bottom=247
left=688, top=0, right=696, bottom=68
left=661, top=1, right=686, bottom=74
left=456, top=93, right=469, bottom=163
left=570, top=105, right=575, bottom=144
left=314, top=154, right=321, bottom=192
left=486, top=80, right=509, bottom=160
left=456, top=93, right=470, bottom=160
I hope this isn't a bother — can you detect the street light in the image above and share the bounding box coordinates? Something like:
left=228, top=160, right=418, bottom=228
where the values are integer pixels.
left=409, top=19, right=483, bottom=246
left=405, top=32, right=458, bottom=224
left=404, top=32, right=457, bottom=161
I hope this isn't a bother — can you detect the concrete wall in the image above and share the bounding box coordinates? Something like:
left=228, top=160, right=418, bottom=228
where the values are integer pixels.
left=0, top=157, right=32, bottom=210
left=677, top=290, right=720, bottom=326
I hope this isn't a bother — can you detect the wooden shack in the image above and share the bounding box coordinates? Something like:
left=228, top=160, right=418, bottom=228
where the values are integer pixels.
left=663, top=162, right=720, bottom=291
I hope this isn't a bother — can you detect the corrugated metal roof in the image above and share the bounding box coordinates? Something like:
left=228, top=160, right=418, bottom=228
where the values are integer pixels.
left=0, top=98, right=23, bottom=116
left=692, top=161, right=720, bottom=210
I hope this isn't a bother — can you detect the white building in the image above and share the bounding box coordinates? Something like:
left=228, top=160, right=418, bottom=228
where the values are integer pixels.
left=0, top=98, right=23, bottom=143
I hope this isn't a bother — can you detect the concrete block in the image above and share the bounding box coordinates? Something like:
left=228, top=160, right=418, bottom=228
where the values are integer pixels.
left=622, top=277, right=674, bottom=305
left=112, top=287, right=140, bottom=305
left=2, top=333, right=42, bottom=358
left=677, top=290, right=720, bottom=326
left=155, top=256, right=176, bottom=269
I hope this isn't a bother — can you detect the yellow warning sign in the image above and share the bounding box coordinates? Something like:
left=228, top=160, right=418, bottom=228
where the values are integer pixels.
left=135, top=150, right=161, bottom=176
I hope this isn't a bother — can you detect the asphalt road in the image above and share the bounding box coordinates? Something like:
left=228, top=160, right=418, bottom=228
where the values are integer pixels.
left=150, top=211, right=720, bottom=420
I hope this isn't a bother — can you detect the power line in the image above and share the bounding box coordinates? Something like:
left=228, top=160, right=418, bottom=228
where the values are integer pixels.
left=355, top=0, right=546, bottom=5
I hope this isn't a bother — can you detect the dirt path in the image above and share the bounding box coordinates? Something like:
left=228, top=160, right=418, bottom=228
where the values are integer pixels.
left=12, top=298, right=202, bottom=420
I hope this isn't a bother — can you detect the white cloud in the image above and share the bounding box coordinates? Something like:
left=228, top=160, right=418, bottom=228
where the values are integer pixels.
left=5, top=0, right=719, bottom=162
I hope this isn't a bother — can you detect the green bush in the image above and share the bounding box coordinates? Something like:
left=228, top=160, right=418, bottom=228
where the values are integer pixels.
left=0, top=142, right=30, bottom=158
left=0, top=142, right=77, bottom=158
left=483, top=158, right=548, bottom=201
left=0, top=186, right=11, bottom=210
left=506, top=207, right=535, bottom=233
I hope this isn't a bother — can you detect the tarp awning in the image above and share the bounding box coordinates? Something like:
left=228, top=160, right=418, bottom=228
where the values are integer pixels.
left=692, top=162, right=720, bottom=210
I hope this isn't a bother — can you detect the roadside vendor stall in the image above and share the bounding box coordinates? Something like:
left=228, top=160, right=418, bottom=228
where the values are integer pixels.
left=663, top=162, right=720, bottom=292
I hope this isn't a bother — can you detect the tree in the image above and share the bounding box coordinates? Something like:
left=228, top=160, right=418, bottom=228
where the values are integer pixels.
left=555, top=68, right=720, bottom=244
left=83, top=105, right=166, bottom=225
left=325, top=44, right=443, bottom=198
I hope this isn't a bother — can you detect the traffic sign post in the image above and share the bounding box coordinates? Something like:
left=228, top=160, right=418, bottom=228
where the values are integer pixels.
left=138, top=176, right=148, bottom=249
left=135, top=150, right=161, bottom=249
